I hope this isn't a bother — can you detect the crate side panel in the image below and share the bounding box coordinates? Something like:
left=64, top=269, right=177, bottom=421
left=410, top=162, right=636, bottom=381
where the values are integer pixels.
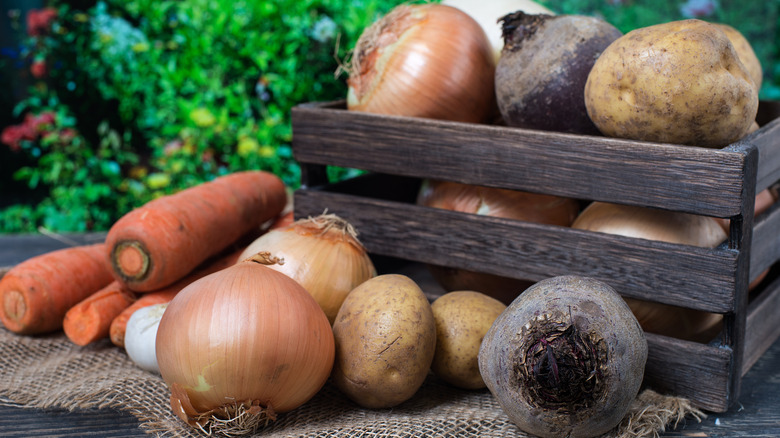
left=750, top=203, right=780, bottom=279
left=751, top=108, right=780, bottom=192
left=644, top=334, right=733, bottom=412
left=292, top=106, right=748, bottom=217
left=295, top=189, right=738, bottom=313
left=744, top=277, right=780, bottom=374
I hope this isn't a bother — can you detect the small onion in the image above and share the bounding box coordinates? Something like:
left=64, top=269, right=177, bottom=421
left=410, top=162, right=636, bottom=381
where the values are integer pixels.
left=572, top=202, right=727, bottom=342
left=155, top=253, right=334, bottom=434
left=442, top=0, right=556, bottom=62
left=124, top=303, right=168, bottom=374
left=346, top=3, right=497, bottom=123
left=238, top=214, right=376, bottom=324
left=417, top=180, right=581, bottom=303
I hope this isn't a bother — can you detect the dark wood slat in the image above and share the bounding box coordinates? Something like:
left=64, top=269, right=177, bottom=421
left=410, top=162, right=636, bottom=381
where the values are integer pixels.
left=294, top=186, right=739, bottom=313
left=750, top=102, right=780, bottom=193
left=749, top=202, right=780, bottom=279
left=644, top=333, right=733, bottom=413
left=744, top=276, right=780, bottom=374
left=292, top=102, right=752, bottom=217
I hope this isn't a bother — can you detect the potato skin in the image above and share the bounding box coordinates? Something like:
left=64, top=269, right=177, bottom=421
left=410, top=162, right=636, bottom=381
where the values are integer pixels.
left=713, top=23, right=762, bottom=89
left=584, top=19, right=758, bottom=148
left=430, top=291, right=507, bottom=389
left=331, top=274, right=436, bottom=408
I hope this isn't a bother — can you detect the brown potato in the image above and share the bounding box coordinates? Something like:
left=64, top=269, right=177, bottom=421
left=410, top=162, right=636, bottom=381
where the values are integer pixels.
left=331, top=274, right=436, bottom=409
left=431, top=291, right=507, bottom=389
left=713, top=23, right=763, bottom=89
left=584, top=19, right=758, bottom=148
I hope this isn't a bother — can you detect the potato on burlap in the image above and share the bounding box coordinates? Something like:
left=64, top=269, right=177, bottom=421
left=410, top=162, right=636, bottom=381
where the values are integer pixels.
left=584, top=19, right=758, bottom=148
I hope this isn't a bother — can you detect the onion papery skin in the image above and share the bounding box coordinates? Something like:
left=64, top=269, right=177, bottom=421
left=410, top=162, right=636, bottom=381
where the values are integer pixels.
left=347, top=4, right=497, bottom=123
left=417, top=180, right=580, bottom=303
left=155, top=258, right=335, bottom=429
left=238, top=215, right=376, bottom=324
left=572, top=202, right=727, bottom=342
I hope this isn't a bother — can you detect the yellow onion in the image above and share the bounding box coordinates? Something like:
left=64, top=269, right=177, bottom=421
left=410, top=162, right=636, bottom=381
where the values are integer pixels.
left=572, top=201, right=727, bottom=342
left=155, top=253, right=334, bottom=434
left=346, top=3, right=497, bottom=123
left=239, top=214, right=376, bottom=324
left=442, top=0, right=556, bottom=62
left=417, top=180, right=581, bottom=303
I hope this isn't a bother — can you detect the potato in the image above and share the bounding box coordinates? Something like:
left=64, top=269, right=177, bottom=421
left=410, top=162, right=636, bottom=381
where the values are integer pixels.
left=431, top=291, right=507, bottom=389
left=584, top=19, right=759, bottom=148
left=331, top=274, right=436, bottom=408
left=713, top=23, right=763, bottom=89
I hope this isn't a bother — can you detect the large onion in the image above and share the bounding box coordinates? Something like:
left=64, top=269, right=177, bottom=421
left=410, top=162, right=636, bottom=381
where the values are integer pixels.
left=155, top=253, right=334, bottom=434
left=572, top=202, right=727, bottom=342
left=238, top=214, right=376, bottom=324
left=417, top=180, right=581, bottom=303
left=346, top=3, right=497, bottom=123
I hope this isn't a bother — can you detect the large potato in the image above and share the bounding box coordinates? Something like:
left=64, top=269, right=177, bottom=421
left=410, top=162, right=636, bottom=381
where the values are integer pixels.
left=331, top=274, right=436, bottom=409
left=584, top=19, right=758, bottom=148
left=431, top=291, right=507, bottom=389
left=713, top=23, right=762, bottom=89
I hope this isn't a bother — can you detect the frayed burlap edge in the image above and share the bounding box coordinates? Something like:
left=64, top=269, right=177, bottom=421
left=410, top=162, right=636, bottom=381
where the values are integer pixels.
left=1, top=325, right=704, bottom=438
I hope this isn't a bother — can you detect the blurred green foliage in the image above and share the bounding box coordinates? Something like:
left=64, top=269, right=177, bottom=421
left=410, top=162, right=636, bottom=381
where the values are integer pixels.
left=1, top=0, right=778, bottom=233
left=0, top=0, right=402, bottom=232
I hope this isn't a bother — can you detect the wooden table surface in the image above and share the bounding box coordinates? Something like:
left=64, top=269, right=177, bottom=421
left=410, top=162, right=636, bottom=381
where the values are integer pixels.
left=1, top=232, right=779, bottom=437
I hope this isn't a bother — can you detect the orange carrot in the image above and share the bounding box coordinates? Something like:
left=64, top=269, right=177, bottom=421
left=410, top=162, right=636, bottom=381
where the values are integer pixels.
left=105, top=171, right=287, bottom=292
left=0, top=243, right=114, bottom=335
left=63, top=281, right=137, bottom=346
left=109, top=249, right=243, bottom=347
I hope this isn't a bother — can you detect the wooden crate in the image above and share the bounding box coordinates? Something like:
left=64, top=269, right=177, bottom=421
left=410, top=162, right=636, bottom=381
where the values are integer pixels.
left=290, top=100, right=780, bottom=413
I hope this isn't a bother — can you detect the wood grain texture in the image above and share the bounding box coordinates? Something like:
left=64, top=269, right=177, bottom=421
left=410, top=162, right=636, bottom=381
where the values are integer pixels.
left=744, top=274, right=780, bottom=374
left=294, top=178, right=739, bottom=313
left=292, top=101, right=761, bottom=218
left=750, top=202, right=780, bottom=279
left=644, top=333, right=733, bottom=413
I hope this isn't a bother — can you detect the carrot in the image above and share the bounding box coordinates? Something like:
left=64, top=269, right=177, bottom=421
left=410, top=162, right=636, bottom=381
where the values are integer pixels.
left=63, top=281, right=137, bottom=346
left=105, top=170, right=287, bottom=292
left=109, top=248, right=243, bottom=347
left=0, top=243, right=114, bottom=335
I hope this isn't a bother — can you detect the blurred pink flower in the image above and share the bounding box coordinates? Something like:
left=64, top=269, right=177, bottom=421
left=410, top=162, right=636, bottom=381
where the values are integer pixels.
left=26, top=8, right=58, bottom=36
left=30, top=60, right=48, bottom=78
left=2, top=125, right=33, bottom=151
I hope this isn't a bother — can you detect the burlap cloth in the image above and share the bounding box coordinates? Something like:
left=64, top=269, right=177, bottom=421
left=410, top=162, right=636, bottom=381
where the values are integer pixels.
left=0, top=321, right=704, bottom=438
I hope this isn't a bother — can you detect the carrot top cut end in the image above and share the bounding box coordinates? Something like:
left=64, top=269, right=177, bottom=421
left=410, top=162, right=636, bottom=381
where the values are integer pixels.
left=113, top=241, right=151, bottom=282
left=2, top=289, right=27, bottom=332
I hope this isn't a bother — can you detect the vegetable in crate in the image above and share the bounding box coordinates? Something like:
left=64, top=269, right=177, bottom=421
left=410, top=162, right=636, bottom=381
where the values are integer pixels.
left=238, top=214, right=376, bottom=324
left=331, top=274, right=436, bottom=408
left=344, top=3, right=497, bottom=123
left=0, top=244, right=114, bottom=335
left=495, top=12, right=622, bottom=135
left=584, top=19, right=759, bottom=147
left=713, top=23, right=763, bottom=89
left=431, top=291, right=507, bottom=389
left=156, top=253, right=334, bottom=433
left=442, top=0, right=555, bottom=62
left=417, top=180, right=580, bottom=303
left=479, top=276, right=647, bottom=438
left=105, top=171, right=286, bottom=292
left=572, top=202, right=727, bottom=342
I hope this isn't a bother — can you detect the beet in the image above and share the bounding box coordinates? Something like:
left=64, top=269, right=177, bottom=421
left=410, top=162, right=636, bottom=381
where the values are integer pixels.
left=495, top=13, right=622, bottom=135
left=479, top=276, right=647, bottom=438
